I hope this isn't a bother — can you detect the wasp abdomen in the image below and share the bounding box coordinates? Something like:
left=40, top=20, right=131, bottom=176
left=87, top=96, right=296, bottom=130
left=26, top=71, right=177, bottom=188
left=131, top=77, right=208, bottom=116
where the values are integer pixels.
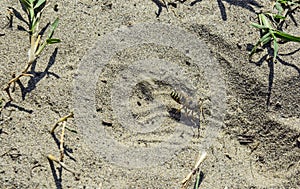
left=170, top=91, right=195, bottom=110
left=170, top=91, right=182, bottom=104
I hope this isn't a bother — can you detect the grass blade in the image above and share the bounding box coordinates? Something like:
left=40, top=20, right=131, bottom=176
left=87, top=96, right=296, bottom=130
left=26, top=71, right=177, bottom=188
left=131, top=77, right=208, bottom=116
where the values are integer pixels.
left=35, top=18, right=60, bottom=55
left=261, top=33, right=272, bottom=45
left=251, top=23, right=269, bottom=30
left=29, top=6, right=35, bottom=23
left=250, top=32, right=272, bottom=57
left=46, top=38, right=61, bottom=44
left=265, top=12, right=286, bottom=20
left=273, top=14, right=286, bottom=20
left=275, top=1, right=284, bottom=14
left=35, top=42, right=46, bottom=56
left=34, top=0, right=46, bottom=9
left=274, top=30, right=300, bottom=42
left=20, top=0, right=31, bottom=10
left=48, top=18, right=59, bottom=39
left=259, top=13, right=273, bottom=29
left=193, top=171, right=201, bottom=189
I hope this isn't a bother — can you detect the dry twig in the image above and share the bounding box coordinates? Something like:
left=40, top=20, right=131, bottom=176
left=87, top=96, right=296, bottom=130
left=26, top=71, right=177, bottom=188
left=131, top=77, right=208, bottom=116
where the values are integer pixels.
left=47, top=154, right=80, bottom=179
left=50, top=112, right=74, bottom=134
left=59, top=121, right=66, bottom=161
left=181, top=151, right=207, bottom=189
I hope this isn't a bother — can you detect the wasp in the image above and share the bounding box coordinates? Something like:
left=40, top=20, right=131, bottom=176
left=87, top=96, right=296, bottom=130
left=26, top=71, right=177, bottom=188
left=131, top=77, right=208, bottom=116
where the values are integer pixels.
left=170, top=91, right=198, bottom=116
left=170, top=90, right=205, bottom=137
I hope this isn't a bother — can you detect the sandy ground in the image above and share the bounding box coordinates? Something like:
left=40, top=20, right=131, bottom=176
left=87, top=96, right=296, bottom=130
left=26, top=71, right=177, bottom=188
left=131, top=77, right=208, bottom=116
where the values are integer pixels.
left=0, top=0, right=300, bottom=188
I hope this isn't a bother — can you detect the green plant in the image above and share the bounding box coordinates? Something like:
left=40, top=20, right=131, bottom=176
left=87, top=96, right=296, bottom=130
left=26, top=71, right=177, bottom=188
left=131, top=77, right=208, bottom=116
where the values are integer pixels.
left=193, top=171, right=202, bottom=189
left=249, top=0, right=300, bottom=108
left=250, top=0, right=300, bottom=62
left=275, top=0, right=300, bottom=15
left=4, top=0, right=60, bottom=101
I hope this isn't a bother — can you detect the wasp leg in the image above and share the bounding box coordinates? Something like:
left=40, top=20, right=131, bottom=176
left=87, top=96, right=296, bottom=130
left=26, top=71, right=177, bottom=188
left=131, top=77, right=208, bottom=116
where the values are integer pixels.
left=197, top=100, right=205, bottom=138
left=175, top=104, right=183, bottom=114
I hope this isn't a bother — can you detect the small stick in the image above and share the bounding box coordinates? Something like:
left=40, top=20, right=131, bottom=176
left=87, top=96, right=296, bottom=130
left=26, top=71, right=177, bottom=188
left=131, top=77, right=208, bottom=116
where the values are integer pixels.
left=59, top=121, right=66, bottom=161
left=50, top=112, right=74, bottom=134
left=4, top=73, right=34, bottom=101
left=181, top=151, right=207, bottom=188
left=47, top=154, right=79, bottom=179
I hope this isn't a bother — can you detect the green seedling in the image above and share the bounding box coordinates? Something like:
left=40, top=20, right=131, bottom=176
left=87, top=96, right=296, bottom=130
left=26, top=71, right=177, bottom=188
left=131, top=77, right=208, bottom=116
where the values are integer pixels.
left=273, top=0, right=300, bottom=15
left=4, top=0, right=60, bottom=101
left=275, top=0, right=300, bottom=13
left=269, top=0, right=300, bottom=27
left=250, top=13, right=300, bottom=62
left=250, top=1, right=300, bottom=109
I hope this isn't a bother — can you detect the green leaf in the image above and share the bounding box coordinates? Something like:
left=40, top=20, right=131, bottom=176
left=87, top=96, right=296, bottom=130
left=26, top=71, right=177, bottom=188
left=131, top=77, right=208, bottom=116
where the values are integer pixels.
left=35, top=42, right=47, bottom=56
left=250, top=32, right=272, bottom=57
left=249, top=2, right=300, bottom=62
left=251, top=23, right=269, bottom=30
left=260, top=32, right=272, bottom=45
left=35, top=19, right=60, bottom=55
left=34, top=0, right=46, bottom=9
left=274, top=30, right=300, bottom=42
left=275, top=2, right=284, bottom=14
left=48, top=18, right=59, bottom=39
left=265, top=12, right=285, bottom=21
left=259, top=13, right=273, bottom=29
left=20, top=0, right=35, bottom=24
left=30, top=17, right=38, bottom=32
left=273, top=14, right=285, bottom=20
left=46, top=38, right=61, bottom=44
left=29, top=6, right=35, bottom=23
left=193, top=171, right=201, bottom=189
left=20, top=0, right=31, bottom=10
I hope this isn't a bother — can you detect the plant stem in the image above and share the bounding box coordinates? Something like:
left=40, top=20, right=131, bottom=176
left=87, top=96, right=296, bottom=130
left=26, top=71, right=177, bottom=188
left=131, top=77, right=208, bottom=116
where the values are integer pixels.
left=47, top=154, right=80, bottom=178
left=60, top=121, right=66, bottom=161
left=50, top=112, right=74, bottom=134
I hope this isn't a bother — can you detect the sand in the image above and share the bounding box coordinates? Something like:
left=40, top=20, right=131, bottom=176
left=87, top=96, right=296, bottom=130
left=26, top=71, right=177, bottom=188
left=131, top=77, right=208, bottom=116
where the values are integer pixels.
left=0, top=0, right=299, bottom=188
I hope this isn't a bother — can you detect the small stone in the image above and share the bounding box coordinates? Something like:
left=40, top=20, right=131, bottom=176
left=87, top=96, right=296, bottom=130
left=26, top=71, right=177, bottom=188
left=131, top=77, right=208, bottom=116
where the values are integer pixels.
left=102, top=119, right=112, bottom=126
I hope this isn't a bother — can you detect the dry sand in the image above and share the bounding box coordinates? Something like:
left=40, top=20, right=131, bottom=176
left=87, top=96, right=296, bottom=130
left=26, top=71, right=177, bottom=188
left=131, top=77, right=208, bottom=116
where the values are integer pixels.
left=0, top=0, right=299, bottom=188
